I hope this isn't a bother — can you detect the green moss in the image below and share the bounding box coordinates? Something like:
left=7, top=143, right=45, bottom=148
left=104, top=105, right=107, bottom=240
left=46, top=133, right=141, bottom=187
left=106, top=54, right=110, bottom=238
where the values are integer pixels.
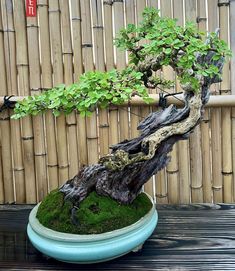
left=36, top=190, right=152, bottom=234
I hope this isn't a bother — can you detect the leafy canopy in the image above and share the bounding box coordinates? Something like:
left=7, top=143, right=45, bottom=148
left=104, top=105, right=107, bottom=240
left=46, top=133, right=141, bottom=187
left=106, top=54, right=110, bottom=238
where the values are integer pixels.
left=12, top=7, right=231, bottom=119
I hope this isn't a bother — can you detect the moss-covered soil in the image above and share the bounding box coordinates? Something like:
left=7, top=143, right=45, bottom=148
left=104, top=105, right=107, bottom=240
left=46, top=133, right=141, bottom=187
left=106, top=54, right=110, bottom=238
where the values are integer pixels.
left=36, top=190, right=152, bottom=234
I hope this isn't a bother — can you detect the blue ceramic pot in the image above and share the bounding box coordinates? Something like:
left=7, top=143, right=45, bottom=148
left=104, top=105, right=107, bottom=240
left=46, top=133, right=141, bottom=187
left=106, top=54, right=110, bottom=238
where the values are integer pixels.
left=27, top=194, right=158, bottom=264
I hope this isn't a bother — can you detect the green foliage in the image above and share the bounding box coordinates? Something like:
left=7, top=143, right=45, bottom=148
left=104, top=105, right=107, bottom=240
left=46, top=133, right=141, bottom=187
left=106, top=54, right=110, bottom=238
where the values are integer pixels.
left=12, top=7, right=231, bottom=119
left=115, top=7, right=231, bottom=92
left=12, top=68, right=151, bottom=119
left=36, top=189, right=152, bottom=234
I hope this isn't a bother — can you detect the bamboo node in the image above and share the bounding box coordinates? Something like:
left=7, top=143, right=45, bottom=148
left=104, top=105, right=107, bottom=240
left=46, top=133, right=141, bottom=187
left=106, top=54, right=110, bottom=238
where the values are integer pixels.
left=72, top=17, right=82, bottom=21
left=87, top=136, right=99, bottom=140
left=190, top=184, right=203, bottom=189
left=3, top=29, right=15, bottom=33
left=103, top=0, right=113, bottom=5
left=59, top=164, right=69, bottom=169
left=22, top=136, right=34, bottom=141
left=82, top=43, right=93, bottom=48
left=13, top=167, right=24, bottom=172
left=220, top=89, right=231, bottom=94
left=196, top=17, right=207, bottom=23
left=16, top=63, right=29, bottom=67
left=30, top=88, right=41, bottom=92
left=93, top=25, right=104, bottom=29
left=155, top=193, right=168, bottom=198
left=113, top=0, right=123, bottom=2
left=34, top=153, right=47, bottom=156
left=166, top=169, right=179, bottom=174
left=66, top=122, right=77, bottom=127
left=99, top=124, right=109, bottom=128
left=26, top=24, right=39, bottom=28
left=218, top=0, right=230, bottom=7
left=62, top=52, right=73, bottom=55
left=37, top=3, right=48, bottom=7
left=212, top=185, right=223, bottom=191
left=47, top=164, right=58, bottom=168
left=48, top=9, right=61, bottom=13
left=222, top=171, right=233, bottom=176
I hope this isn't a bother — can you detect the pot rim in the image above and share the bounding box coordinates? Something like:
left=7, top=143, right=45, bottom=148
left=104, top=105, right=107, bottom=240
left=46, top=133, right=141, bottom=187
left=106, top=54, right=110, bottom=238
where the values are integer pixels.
left=29, top=192, right=156, bottom=242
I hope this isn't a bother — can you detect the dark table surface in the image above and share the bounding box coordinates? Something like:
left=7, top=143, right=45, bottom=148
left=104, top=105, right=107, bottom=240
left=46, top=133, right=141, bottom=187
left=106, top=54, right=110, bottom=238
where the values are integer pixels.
left=0, top=204, right=235, bottom=271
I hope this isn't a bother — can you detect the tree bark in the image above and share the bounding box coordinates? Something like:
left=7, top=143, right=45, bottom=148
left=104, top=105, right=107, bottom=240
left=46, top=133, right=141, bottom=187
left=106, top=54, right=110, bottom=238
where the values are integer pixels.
left=60, top=49, right=225, bottom=208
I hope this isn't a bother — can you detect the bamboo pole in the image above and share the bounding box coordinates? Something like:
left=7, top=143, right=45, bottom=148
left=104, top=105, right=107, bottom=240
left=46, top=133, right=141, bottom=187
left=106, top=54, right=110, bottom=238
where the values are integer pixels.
left=103, top=0, right=118, bottom=146
left=136, top=0, right=155, bottom=198
left=26, top=5, right=48, bottom=202
left=173, top=0, right=190, bottom=204
left=59, top=0, right=79, bottom=178
left=0, top=2, right=13, bottom=204
left=126, top=0, right=140, bottom=140
left=147, top=0, right=158, bottom=8
left=49, top=0, right=69, bottom=185
left=185, top=0, right=203, bottom=203
left=153, top=0, right=171, bottom=204
left=91, top=0, right=109, bottom=157
left=113, top=0, right=129, bottom=142
left=80, top=0, right=99, bottom=164
left=4, top=94, right=235, bottom=108
left=208, top=0, right=223, bottom=203
left=219, top=0, right=233, bottom=203
left=1, top=0, right=24, bottom=203
left=231, top=0, right=235, bottom=201
left=197, top=0, right=212, bottom=203
left=14, top=0, right=38, bottom=203
left=70, top=0, right=88, bottom=167
left=38, top=0, right=59, bottom=191
left=159, top=0, right=179, bottom=203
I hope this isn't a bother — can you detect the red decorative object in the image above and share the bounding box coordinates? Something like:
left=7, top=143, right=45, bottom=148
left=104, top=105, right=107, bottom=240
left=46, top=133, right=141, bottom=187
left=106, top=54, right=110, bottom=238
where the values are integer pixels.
left=26, top=0, right=36, bottom=17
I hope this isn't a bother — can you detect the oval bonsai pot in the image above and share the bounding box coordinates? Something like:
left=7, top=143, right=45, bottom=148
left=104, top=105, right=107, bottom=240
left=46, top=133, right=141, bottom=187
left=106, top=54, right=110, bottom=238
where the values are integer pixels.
left=27, top=193, right=158, bottom=264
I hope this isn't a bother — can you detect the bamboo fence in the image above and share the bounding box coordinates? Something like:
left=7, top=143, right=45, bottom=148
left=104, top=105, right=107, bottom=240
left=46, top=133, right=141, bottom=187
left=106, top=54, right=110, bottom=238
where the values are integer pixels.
left=0, top=0, right=234, bottom=204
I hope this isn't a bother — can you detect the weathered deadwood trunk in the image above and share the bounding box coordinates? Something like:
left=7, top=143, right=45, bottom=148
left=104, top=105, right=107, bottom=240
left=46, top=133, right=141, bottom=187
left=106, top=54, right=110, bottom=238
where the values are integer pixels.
left=60, top=48, right=225, bottom=209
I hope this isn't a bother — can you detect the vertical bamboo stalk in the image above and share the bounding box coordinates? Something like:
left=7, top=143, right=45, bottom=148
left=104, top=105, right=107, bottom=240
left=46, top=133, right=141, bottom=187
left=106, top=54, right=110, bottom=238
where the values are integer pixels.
left=147, top=0, right=158, bottom=8
left=26, top=4, right=48, bottom=202
left=160, top=0, right=180, bottom=203
left=38, top=0, right=59, bottom=191
left=219, top=0, right=232, bottom=203
left=197, top=0, right=212, bottom=203
left=155, top=169, right=168, bottom=203
left=91, top=0, right=109, bottom=157
left=80, top=0, right=99, bottom=164
left=70, top=0, right=87, bottom=167
left=208, top=0, right=223, bottom=202
left=113, top=0, right=129, bottom=142
left=185, top=0, right=203, bottom=203
left=0, top=2, right=13, bottom=204
left=59, top=0, right=79, bottom=178
left=231, top=0, right=235, bottom=201
left=126, top=1, right=140, bottom=140
left=103, top=0, right=115, bottom=72
left=49, top=0, right=69, bottom=185
left=136, top=0, right=155, bottom=197
left=103, top=1, right=118, bottom=146
left=174, top=0, right=190, bottom=204
left=14, top=0, right=37, bottom=203
left=1, top=0, right=24, bottom=203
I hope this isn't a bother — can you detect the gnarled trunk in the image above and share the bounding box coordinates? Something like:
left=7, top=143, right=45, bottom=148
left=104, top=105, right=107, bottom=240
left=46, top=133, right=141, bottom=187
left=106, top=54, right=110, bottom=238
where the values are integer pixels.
left=60, top=50, right=224, bottom=208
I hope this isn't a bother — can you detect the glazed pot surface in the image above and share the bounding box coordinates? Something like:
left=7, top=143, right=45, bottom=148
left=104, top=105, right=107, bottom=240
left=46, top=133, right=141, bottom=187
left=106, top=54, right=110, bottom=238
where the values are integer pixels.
left=27, top=194, right=158, bottom=264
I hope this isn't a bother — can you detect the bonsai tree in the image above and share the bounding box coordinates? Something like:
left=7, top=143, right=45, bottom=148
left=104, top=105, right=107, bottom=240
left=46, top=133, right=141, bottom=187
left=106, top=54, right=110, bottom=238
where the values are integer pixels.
left=12, top=8, right=231, bottom=220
